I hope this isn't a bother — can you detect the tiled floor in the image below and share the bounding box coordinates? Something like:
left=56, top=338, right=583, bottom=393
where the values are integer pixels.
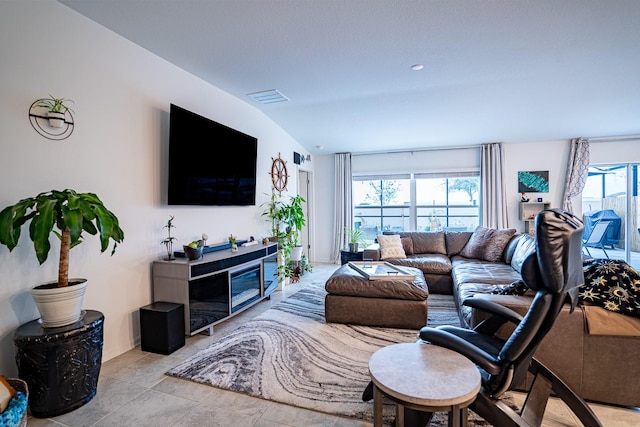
left=26, top=263, right=640, bottom=426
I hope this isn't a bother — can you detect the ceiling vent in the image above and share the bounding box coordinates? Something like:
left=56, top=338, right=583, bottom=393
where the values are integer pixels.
left=247, top=89, right=289, bottom=104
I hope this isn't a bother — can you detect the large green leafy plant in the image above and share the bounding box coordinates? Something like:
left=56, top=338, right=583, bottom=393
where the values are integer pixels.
left=0, top=189, right=124, bottom=287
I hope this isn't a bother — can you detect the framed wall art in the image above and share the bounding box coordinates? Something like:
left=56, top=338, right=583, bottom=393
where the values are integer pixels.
left=518, top=170, right=549, bottom=193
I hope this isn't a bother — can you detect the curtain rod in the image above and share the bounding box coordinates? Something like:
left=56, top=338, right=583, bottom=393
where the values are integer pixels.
left=352, top=144, right=481, bottom=157
left=588, top=134, right=640, bottom=143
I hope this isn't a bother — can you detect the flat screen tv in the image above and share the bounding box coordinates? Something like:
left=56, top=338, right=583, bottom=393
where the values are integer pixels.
left=168, top=104, right=257, bottom=206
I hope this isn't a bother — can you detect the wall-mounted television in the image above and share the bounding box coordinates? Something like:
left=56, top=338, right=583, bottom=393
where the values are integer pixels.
left=168, top=104, right=257, bottom=206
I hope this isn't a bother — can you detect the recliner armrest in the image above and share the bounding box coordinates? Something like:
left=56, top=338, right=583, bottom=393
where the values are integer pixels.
left=464, top=297, right=524, bottom=325
left=419, top=327, right=502, bottom=375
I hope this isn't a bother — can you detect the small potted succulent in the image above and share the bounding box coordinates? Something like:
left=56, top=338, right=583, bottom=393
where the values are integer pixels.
left=0, top=189, right=124, bottom=327
left=37, top=95, right=75, bottom=128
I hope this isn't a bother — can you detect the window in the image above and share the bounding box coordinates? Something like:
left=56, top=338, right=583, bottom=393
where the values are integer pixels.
left=582, top=163, right=640, bottom=270
left=353, top=172, right=479, bottom=245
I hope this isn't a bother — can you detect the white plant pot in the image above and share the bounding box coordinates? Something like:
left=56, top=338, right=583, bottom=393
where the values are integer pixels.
left=290, top=245, right=303, bottom=262
left=30, top=279, right=88, bottom=328
left=47, top=111, right=66, bottom=128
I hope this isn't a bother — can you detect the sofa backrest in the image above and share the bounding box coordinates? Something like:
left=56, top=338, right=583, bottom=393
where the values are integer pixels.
left=445, top=231, right=473, bottom=256
left=397, top=231, right=447, bottom=255
left=509, top=233, right=537, bottom=274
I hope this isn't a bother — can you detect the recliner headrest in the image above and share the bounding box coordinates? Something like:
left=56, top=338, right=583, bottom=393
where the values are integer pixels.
left=535, top=209, right=584, bottom=308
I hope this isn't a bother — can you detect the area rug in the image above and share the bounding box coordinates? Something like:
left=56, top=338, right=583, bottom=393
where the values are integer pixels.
left=167, top=282, right=501, bottom=426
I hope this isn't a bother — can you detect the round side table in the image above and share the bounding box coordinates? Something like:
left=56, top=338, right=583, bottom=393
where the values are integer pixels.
left=369, top=342, right=480, bottom=427
left=14, top=310, right=104, bottom=418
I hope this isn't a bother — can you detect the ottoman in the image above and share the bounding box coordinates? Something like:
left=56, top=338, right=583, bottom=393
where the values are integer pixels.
left=324, top=264, right=429, bottom=329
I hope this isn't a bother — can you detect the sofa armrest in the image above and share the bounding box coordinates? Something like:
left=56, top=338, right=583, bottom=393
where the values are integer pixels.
left=363, top=243, right=381, bottom=261
left=464, top=297, right=524, bottom=325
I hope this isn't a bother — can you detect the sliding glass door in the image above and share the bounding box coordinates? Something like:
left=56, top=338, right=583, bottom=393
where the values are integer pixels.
left=582, top=163, right=639, bottom=269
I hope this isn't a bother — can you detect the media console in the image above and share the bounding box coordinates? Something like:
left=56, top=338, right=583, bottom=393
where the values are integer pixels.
left=152, top=242, right=278, bottom=335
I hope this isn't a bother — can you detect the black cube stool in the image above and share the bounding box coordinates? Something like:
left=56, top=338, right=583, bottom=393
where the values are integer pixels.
left=140, top=302, right=185, bottom=354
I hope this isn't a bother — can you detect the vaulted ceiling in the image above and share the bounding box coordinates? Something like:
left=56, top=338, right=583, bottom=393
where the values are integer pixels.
left=59, top=0, right=640, bottom=154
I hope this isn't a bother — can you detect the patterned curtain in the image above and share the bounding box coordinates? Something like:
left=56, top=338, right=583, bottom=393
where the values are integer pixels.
left=480, top=143, right=509, bottom=228
left=332, top=153, right=352, bottom=263
left=562, top=138, right=590, bottom=213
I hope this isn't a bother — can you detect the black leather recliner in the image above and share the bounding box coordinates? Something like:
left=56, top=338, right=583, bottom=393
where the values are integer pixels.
left=364, top=209, right=603, bottom=427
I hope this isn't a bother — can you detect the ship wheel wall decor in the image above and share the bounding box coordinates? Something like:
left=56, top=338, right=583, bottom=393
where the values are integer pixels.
left=270, top=153, right=289, bottom=195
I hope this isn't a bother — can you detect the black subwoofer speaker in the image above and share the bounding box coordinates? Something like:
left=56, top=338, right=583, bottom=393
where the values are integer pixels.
left=140, top=302, right=185, bottom=354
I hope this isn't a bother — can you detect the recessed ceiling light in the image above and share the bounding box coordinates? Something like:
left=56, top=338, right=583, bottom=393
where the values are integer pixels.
left=410, top=64, right=424, bottom=71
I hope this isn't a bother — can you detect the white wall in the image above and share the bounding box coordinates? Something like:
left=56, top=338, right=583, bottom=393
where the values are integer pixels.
left=0, top=1, right=311, bottom=374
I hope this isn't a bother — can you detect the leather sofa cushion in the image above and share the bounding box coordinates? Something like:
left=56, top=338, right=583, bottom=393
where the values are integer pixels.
left=455, top=282, right=506, bottom=326
left=451, top=257, right=523, bottom=286
left=388, top=254, right=452, bottom=275
left=325, top=264, right=428, bottom=301
left=401, top=231, right=447, bottom=255
left=445, top=231, right=473, bottom=256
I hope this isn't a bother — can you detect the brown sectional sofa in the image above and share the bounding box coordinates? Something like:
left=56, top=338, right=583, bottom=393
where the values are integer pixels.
left=363, top=230, right=640, bottom=407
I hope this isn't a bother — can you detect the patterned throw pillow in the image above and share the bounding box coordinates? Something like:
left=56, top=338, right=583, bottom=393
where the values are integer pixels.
left=459, top=226, right=517, bottom=262
left=377, top=234, right=407, bottom=260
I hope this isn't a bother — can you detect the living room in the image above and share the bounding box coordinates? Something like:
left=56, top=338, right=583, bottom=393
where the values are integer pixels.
left=1, top=1, right=640, bottom=425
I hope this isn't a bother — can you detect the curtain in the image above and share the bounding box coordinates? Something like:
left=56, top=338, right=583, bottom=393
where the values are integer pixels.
left=562, top=138, right=590, bottom=213
left=332, top=153, right=352, bottom=263
left=480, top=143, right=509, bottom=228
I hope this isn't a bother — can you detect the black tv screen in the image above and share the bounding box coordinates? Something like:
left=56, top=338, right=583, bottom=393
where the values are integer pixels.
left=168, top=104, right=257, bottom=206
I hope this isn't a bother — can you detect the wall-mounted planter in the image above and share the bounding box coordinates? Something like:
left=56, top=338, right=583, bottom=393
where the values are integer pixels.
left=47, top=111, right=66, bottom=128
left=28, top=98, right=75, bottom=140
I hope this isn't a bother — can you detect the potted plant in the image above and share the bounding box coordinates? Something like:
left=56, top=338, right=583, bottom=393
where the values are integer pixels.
left=277, top=194, right=306, bottom=257
left=0, top=189, right=124, bottom=327
left=37, top=95, right=75, bottom=128
left=345, top=227, right=365, bottom=253
left=260, top=192, right=285, bottom=242
left=271, top=194, right=308, bottom=283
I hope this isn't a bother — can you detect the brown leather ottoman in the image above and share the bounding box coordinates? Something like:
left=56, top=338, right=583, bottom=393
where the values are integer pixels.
left=324, top=264, right=429, bottom=329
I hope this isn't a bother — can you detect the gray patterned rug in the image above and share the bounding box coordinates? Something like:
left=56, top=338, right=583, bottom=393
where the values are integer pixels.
left=167, top=282, right=498, bottom=425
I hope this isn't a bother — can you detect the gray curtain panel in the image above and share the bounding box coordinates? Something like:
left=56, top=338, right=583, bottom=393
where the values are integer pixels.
left=333, top=153, right=352, bottom=263
left=562, top=138, right=590, bottom=213
left=480, top=143, right=509, bottom=228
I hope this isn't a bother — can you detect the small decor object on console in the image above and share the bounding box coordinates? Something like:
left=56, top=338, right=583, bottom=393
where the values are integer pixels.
left=229, top=234, right=238, bottom=252
left=183, top=240, right=204, bottom=261
left=162, top=215, right=177, bottom=261
left=520, top=192, right=530, bottom=202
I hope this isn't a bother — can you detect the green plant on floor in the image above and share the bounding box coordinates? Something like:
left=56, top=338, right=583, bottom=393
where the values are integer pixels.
left=265, top=194, right=311, bottom=281
left=300, top=253, right=313, bottom=275
left=0, top=189, right=124, bottom=287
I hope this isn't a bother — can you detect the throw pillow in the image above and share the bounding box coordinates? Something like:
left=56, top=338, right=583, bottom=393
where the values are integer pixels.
left=400, top=237, right=414, bottom=255
left=377, top=234, right=407, bottom=260
left=459, top=226, right=517, bottom=262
